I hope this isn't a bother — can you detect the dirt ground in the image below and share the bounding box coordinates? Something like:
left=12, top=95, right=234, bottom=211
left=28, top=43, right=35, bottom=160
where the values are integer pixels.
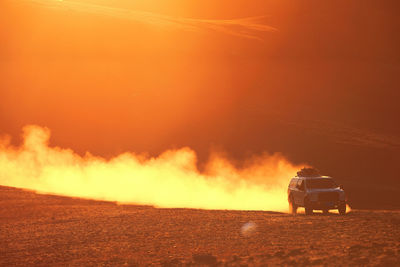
left=1, top=186, right=399, bottom=266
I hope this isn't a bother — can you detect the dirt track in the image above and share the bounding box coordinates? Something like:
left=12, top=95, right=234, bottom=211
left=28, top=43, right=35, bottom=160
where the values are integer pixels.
left=1, top=186, right=399, bottom=266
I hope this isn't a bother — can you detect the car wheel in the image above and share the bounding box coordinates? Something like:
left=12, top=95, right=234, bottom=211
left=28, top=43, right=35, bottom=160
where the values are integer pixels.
left=289, top=195, right=297, bottom=214
left=304, top=198, right=313, bottom=215
left=305, top=207, right=313, bottom=215
left=338, top=203, right=346, bottom=215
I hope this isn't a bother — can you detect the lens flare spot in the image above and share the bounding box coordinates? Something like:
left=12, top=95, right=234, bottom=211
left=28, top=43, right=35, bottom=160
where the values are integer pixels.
left=240, top=221, right=257, bottom=237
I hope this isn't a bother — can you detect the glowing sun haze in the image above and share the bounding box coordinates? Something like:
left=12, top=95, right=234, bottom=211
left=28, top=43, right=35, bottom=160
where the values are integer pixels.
left=0, top=126, right=301, bottom=211
left=1, top=0, right=399, bottom=210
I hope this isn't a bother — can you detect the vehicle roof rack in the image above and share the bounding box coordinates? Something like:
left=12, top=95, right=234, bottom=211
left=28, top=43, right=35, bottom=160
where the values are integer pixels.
left=296, top=167, right=321, bottom=177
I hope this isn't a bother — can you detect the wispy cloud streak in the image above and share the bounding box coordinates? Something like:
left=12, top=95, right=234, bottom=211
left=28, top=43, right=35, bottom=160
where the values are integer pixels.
left=24, top=0, right=277, bottom=39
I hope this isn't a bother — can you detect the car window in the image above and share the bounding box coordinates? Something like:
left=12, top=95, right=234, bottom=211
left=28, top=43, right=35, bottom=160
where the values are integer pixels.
left=297, top=179, right=305, bottom=191
left=306, top=178, right=337, bottom=189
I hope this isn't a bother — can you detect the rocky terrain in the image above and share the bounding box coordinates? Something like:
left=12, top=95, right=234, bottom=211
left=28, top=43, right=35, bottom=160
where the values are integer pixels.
left=1, top=186, right=399, bottom=266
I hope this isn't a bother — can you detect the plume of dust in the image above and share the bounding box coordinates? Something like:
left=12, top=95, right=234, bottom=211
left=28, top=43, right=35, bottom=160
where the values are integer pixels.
left=0, top=125, right=302, bottom=211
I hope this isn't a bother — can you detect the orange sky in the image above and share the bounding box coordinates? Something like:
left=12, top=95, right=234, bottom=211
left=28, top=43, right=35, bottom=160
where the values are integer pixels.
left=1, top=0, right=400, bottom=207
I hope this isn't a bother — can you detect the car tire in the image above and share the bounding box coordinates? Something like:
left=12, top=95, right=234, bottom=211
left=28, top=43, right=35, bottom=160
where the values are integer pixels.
left=304, top=198, right=313, bottom=215
left=305, top=207, right=313, bottom=215
left=289, top=195, right=297, bottom=214
left=338, top=203, right=346, bottom=215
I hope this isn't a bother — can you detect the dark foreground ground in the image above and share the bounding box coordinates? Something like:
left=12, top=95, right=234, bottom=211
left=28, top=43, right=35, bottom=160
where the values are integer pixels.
left=1, top=186, right=399, bottom=266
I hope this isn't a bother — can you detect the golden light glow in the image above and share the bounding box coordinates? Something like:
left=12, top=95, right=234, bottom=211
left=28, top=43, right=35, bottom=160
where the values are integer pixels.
left=0, top=125, right=301, bottom=211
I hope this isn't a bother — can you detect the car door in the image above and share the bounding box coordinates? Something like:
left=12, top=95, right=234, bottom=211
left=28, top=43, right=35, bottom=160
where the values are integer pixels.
left=293, top=179, right=306, bottom=206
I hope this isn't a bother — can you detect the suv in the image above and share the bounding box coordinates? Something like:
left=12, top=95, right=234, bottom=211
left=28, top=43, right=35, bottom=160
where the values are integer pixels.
left=287, top=169, right=347, bottom=215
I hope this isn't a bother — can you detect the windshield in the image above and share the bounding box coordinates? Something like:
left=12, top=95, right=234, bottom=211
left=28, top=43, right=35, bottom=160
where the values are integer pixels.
left=306, top=179, right=337, bottom=189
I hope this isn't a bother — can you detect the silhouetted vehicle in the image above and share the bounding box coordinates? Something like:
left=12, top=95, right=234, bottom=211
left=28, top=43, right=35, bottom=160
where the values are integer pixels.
left=287, top=168, right=346, bottom=215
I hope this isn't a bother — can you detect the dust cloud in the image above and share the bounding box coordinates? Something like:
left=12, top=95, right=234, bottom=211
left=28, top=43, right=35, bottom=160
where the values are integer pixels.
left=0, top=125, right=302, bottom=211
